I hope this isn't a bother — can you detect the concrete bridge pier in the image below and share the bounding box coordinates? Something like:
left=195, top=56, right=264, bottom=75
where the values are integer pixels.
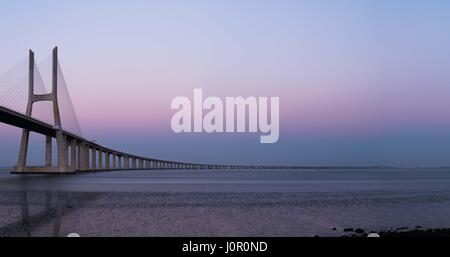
left=76, top=142, right=82, bottom=170
left=82, top=142, right=89, bottom=171
left=132, top=158, right=136, bottom=169
left=70, top=139, right=77, bottom=171
left=105, top=152, right=110, bottom=170
left=111, top=154, right=115, bottom=169
left=91, top=147, right=96, bottom=170
left=56, top=131, right=67, bottom=173
left=98, top=150, right=103, bottom=170
left=45, top=136, right=52, bottom=167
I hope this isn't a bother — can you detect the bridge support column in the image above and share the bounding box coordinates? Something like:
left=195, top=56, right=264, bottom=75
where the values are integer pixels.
left=66, top=141, right=69, bottom=168
left=45, top=136, right=52, bottom=167
left=91, top=147, right=96, bottom=170
left=70, top=139, right=76, bottom=171
left=98, top=150, right=103, bottom=170
left=116, top=155, right=120, bottom=169
left=56, top=131, right=67, bottom=173
left=16, top=130, right=30, bottom=172
left=76, top=142, right=82, bottom=170
left=105, top=152, right=110, bottom=170
left=83, top=143, right=90, bottom=170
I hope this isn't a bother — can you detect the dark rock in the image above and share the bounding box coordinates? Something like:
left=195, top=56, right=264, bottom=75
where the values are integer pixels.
left=332, top=227, right=336, bottom=231
left=343, top=228, right=354, bottom=232
left=355, top=228, right=365, bottom=234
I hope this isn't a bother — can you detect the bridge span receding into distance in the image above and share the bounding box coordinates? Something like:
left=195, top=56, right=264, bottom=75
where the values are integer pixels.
left=0, top=47, right=299, bottom=174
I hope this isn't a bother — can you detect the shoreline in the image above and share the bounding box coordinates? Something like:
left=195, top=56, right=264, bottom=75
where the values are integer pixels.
left=340, top=227, right=450, bottom=237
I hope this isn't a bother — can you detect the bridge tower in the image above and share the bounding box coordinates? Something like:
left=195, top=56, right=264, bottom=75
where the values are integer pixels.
left=15, top=47, right=70, bottom=173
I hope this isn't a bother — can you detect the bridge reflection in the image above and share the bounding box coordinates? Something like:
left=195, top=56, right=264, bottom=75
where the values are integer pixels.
left=0, top=190, right=95, bottom=237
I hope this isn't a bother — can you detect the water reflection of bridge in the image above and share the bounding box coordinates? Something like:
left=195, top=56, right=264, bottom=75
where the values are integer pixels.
left=0, top=191, right=96, bottom=237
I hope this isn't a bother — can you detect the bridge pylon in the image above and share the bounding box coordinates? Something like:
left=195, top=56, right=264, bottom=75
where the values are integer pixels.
left=14, top=47, right=71, bottom=173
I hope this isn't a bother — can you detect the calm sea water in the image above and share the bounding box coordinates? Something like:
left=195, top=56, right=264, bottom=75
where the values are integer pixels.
left=0, top=168, right=449, bottom=236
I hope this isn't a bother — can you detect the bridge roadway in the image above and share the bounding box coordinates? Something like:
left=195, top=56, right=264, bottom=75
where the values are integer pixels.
left=0, top=106, right=391, bottom=173
left=0, top=106, right=290, bottom=173
left=1, top=48, right=356, bottom=174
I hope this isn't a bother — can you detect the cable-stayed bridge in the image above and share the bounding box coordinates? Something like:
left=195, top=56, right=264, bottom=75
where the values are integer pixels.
left=0, top=47, right=288, bottom=173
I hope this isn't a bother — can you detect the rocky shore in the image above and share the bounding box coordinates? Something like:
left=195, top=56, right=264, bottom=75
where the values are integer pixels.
left=338, top=226, right=450, bottom=237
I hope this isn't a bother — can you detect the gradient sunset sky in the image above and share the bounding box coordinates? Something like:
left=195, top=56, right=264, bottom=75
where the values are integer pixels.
left=1, top=0, right=450, bottom=166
